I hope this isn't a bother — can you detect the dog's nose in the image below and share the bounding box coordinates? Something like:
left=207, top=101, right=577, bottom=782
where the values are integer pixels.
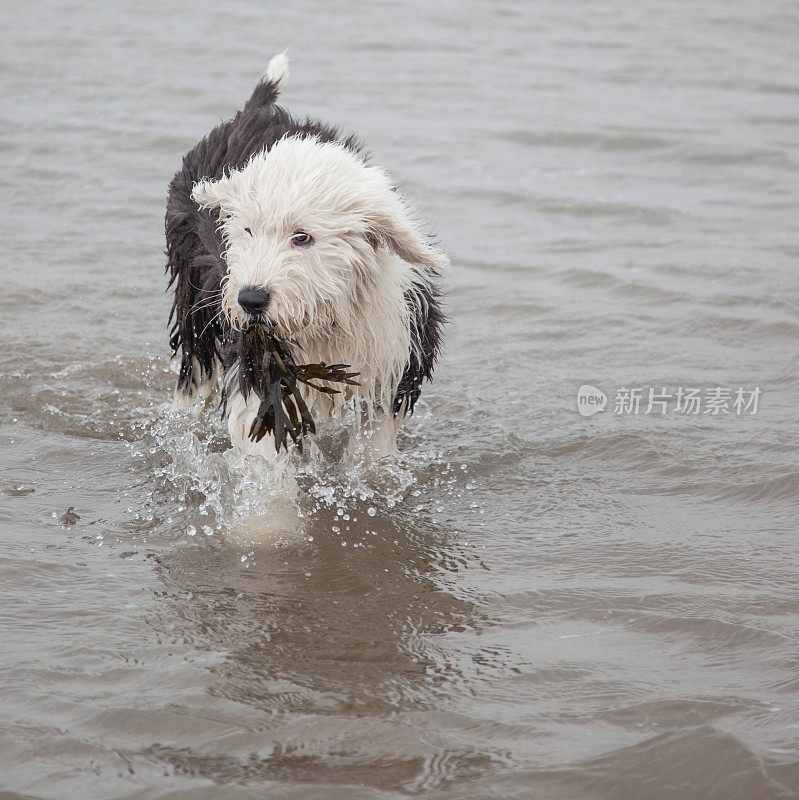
left=238, top=286, right=270, bottom=315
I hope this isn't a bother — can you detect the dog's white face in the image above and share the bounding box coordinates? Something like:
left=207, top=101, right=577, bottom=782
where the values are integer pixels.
left=191, top=135, right=446, bottom=339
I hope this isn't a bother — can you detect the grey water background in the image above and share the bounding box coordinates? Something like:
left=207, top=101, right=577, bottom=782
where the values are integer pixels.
left=2, top=0, right=798, bottom=797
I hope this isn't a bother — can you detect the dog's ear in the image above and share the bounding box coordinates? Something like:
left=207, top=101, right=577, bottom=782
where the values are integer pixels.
left=364, top=172, right=449, bottom=271
left=191, top=176, right=231, bottom=211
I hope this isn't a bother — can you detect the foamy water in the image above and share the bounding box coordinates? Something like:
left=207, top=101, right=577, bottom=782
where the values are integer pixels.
left=1, top=1, right=798, bottom=797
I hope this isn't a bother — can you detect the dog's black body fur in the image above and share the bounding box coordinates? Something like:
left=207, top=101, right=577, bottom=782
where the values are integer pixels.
left=165, top=75, right=444, bottom=417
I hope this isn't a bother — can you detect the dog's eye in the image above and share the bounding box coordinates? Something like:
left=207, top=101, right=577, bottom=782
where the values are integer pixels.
left=244, top=227, right=252, bottom=236
left=291, top=231, right=314, bottom=247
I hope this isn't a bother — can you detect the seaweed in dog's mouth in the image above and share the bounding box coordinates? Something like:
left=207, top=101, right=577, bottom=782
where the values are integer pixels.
left=245, top=324, right=360, bottom=453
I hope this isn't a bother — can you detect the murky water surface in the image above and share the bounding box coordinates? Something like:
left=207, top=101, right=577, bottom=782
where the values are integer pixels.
left=2, top=1, right=798, bottom=797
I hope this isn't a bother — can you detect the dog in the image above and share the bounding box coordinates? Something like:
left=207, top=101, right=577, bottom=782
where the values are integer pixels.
left=165, top=53, right=447, bottom=461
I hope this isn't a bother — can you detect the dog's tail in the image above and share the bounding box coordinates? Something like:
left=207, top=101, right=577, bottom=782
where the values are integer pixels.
left=245, top=50, right=289, bottom=109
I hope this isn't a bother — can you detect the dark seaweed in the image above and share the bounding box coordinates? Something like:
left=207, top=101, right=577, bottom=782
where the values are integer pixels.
left=246, top=326, right=359, bottom=453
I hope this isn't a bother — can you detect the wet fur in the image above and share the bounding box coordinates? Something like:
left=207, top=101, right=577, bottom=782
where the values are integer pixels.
left=165, top=55, right=446, bottom=456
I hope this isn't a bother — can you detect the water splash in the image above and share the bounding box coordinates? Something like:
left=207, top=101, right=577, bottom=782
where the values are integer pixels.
left=134, top=400, right=423, bottom=547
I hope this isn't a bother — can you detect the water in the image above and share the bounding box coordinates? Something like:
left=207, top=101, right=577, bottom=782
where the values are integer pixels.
left=2, top=1, right=798, bottom=797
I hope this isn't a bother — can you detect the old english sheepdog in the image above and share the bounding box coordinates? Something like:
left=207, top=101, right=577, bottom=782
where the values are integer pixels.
left=165, top=53, right=447, bottom=461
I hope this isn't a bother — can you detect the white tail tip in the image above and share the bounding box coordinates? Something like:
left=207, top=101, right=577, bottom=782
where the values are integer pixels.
left=264, top=50, right=289, bottom=86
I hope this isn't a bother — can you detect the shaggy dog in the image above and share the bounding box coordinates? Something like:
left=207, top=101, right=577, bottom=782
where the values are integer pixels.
left=165, top=53, right=447, bottom=461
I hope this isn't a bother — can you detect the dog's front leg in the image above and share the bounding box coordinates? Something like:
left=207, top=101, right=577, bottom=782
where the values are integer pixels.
left=350, top=412, right=404, bottom=463
left=225, top=389, right=279, bottom=460
left=172, top=357, right=220, bottom=414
